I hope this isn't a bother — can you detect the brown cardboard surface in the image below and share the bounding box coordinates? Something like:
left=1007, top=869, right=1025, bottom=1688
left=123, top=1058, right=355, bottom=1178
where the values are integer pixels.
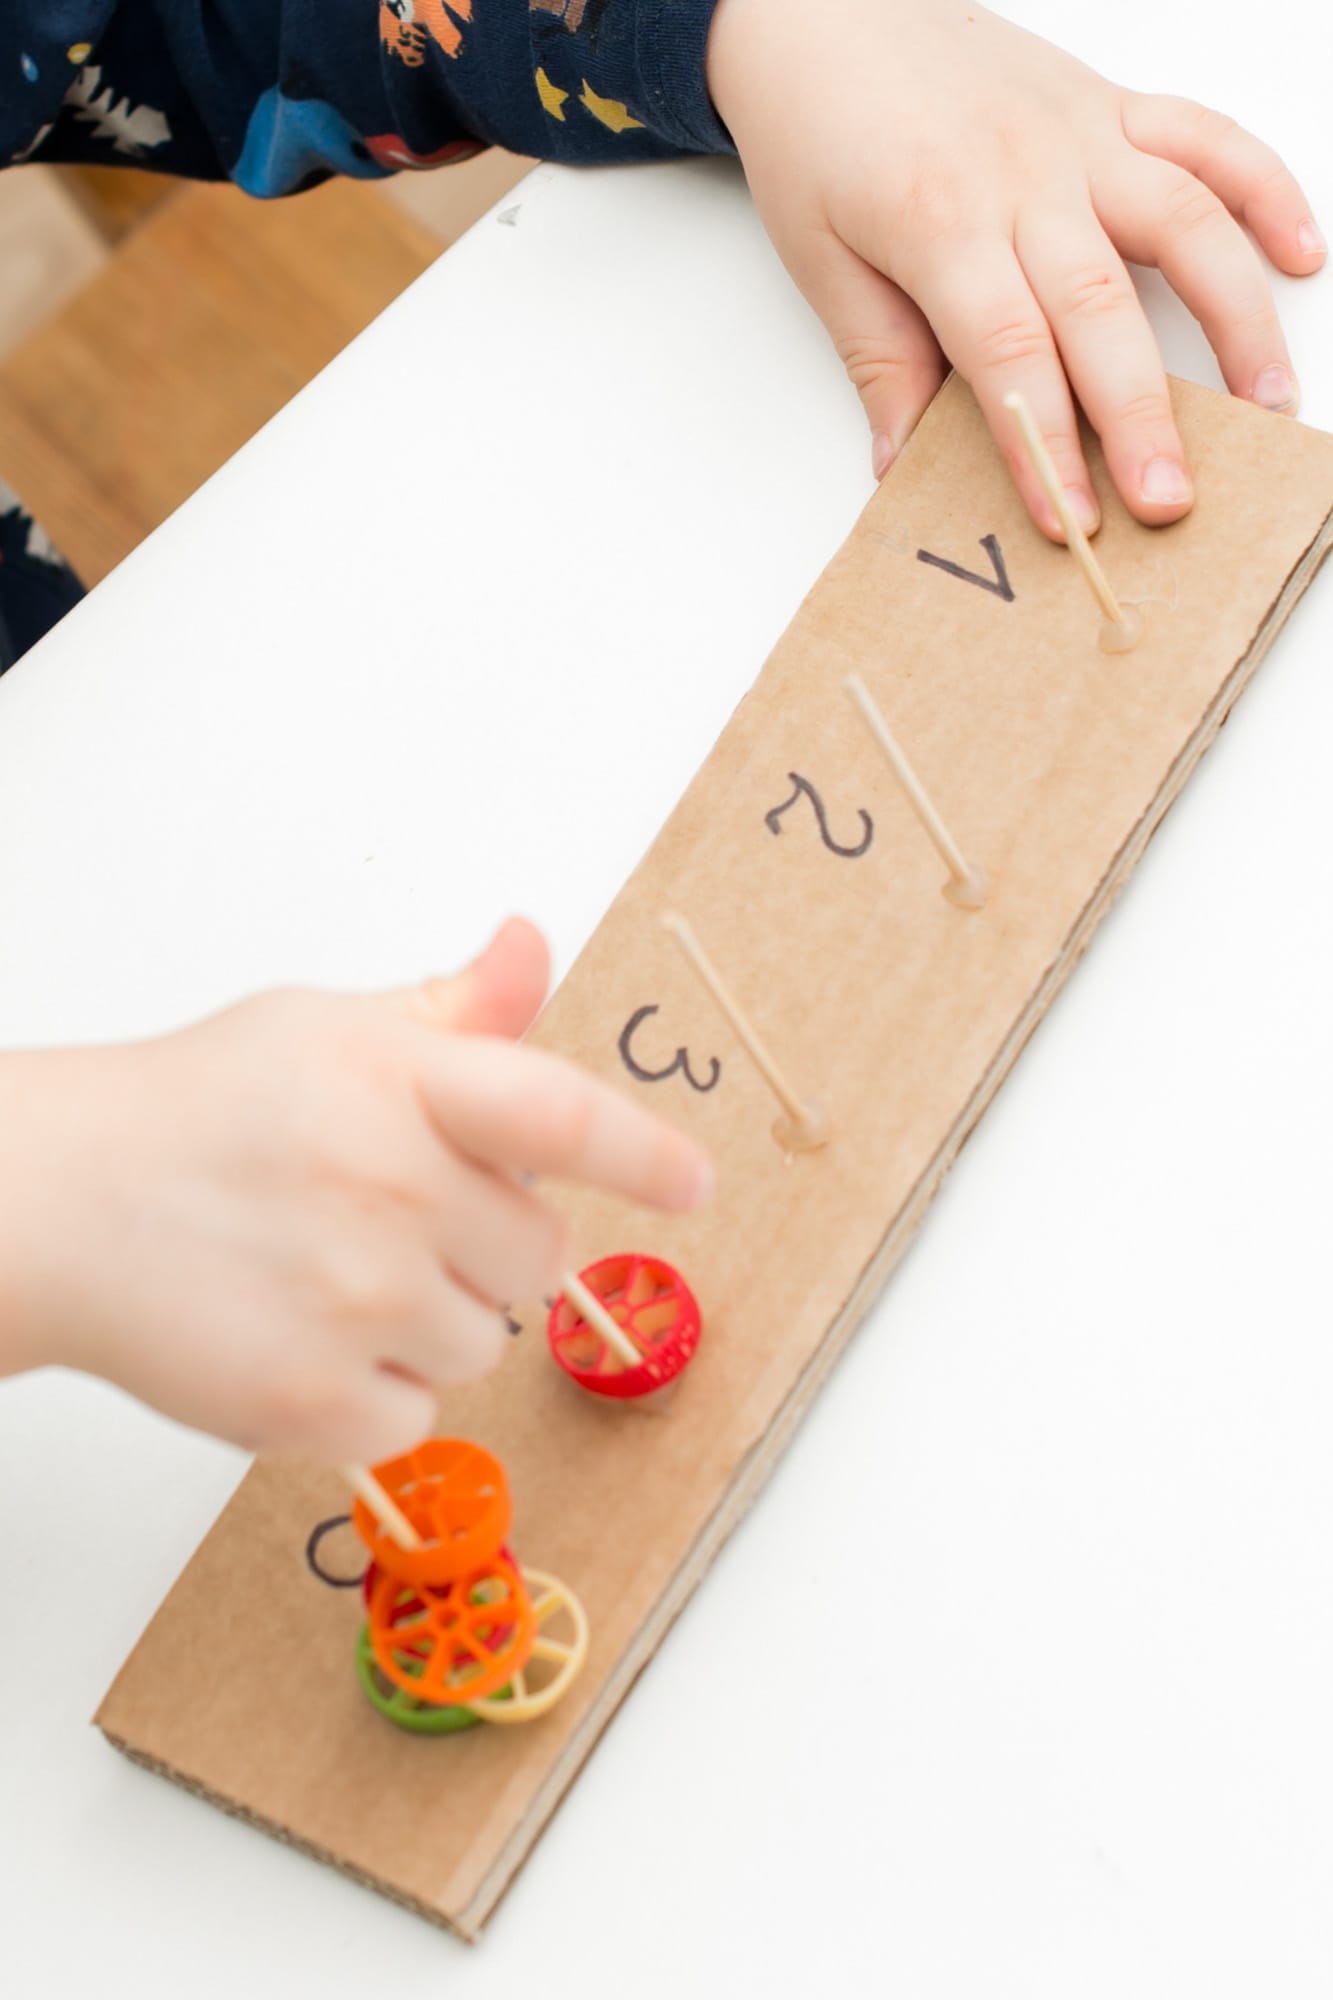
left=96, top=374, right=1333, bottom=1941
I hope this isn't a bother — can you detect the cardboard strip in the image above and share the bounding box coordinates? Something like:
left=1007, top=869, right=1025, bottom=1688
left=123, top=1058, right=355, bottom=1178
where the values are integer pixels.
left=97, top=375, right=1333, bottom=1940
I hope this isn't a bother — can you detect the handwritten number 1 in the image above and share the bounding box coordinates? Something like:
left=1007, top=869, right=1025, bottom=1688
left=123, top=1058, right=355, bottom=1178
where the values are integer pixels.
left=916, top=533, right=1015, bottom=601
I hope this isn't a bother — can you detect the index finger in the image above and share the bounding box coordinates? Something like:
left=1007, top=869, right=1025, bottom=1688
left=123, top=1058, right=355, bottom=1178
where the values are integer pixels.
left=413, top=1032, right=714, bottom=1213
left=896, top=233, right=1104, bottom=541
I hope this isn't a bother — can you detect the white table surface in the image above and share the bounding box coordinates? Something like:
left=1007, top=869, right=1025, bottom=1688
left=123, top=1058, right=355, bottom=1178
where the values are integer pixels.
left=2, top=2, right=1331, bottom=1991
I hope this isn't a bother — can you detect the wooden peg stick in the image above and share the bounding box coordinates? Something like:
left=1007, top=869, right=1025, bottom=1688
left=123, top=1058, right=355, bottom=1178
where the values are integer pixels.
left=343, top=1464, right=423, bottom=1550
left=1002, top=390, right=1143, bottom=654
left=559, top=1268, right=644, bottom=1371
left=663, top=912, right=829, bottom=1152
left=843, top=675, right=988, bottom=911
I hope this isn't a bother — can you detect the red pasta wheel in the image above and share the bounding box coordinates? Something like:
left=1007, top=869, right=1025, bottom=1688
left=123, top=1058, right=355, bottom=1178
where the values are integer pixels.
left=547, top=1254, right=702, bottom=1400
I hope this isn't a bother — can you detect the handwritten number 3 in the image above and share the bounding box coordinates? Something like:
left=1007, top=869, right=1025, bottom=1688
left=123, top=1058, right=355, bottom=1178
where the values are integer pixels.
left=765, top=773, right=874, bottom=858
left=618, top=1005, right=721, bottom=1093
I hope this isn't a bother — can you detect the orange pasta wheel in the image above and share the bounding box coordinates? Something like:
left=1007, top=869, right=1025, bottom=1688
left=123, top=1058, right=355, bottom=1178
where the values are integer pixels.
left=365, top=1552, right=535, bottom=1705
left=352, top=1438, right=510, bottom=1587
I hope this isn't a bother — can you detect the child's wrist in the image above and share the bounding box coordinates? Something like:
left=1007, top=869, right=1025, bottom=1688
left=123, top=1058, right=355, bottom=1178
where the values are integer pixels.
left=0, top=1048, right=96, bottom=1379
left=0, top=1056, right=50, bottom=1376
left=703, top=0, right=751, bottom=138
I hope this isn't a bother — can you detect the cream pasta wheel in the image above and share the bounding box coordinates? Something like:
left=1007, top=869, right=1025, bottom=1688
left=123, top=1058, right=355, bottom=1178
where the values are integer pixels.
left=468, top=1569, right=589, bottom=1726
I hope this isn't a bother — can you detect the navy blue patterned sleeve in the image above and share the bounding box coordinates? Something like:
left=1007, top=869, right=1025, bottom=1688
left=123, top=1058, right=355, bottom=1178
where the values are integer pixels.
left=0, top=1, right=733, bottom=197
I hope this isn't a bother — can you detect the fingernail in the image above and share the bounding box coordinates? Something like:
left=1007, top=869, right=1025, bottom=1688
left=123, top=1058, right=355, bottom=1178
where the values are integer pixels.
left=871, top=431, right=895, bottom=481
left=1141, top=457, right=1193, bottom=506
left=1066, top=487, right=1100, bottom=535
left=416, top=973, right=458, bottom=1017
left=1253, top=363, right=1298, bottom=412
left=1297, top=219, right=1326, bottom=257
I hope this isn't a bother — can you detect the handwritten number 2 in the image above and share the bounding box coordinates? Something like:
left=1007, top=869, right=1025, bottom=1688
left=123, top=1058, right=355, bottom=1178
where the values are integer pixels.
left=618, top=1005, right=720, bottom=1093
left=764, top=773, right=874, bottom=857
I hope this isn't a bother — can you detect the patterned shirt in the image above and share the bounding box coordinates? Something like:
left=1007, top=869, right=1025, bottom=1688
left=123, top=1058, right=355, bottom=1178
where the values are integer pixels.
left=0, top=0, right=732, bottom=195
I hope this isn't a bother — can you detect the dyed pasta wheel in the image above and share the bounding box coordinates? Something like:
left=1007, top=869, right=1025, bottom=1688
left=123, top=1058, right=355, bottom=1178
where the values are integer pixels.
left=352, top=1437, right=511, bottom=1587
left=357, top=1551, right=526, bottom=1731
left=355, top=1623, right=483, bottom=1734
left=547, top=1255, right=701, bottom=1400
left=366, top=1551, right=535, bottom=1705
left=360, top=1543, right=520, bottom=1619
left=468, top=1569, right=589, bottom=1726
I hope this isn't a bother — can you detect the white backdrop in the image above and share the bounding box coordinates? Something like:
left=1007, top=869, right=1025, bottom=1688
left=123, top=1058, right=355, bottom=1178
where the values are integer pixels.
left=1, top=1, right=1330, bottom=1992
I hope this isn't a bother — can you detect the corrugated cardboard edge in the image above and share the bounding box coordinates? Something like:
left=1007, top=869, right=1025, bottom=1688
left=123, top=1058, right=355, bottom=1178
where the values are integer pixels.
left=98, top=1733, right=474, bottom=1941
left=97, top=507, right=1333, bottom=1942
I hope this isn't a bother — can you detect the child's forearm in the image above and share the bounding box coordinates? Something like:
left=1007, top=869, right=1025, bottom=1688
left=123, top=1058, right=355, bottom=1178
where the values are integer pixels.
left=0, top=1049, right=78, bottom=1380
left=0, top=1, right=731, bottom=198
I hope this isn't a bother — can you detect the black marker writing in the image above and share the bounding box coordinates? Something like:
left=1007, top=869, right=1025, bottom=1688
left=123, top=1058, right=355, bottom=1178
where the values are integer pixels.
left=617, top=1004, right=721, bottom=1092
left=765, top=772, right=874, bottom=857
left=305, top=1514, right=369, bottom=1590
left=916, top=533, right=1014, bottom=601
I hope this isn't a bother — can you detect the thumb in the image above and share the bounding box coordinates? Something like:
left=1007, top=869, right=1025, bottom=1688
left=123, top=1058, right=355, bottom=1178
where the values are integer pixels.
left=396, top=916, right=552, bottom=1040
left=797, top=237, right=946, bottom=480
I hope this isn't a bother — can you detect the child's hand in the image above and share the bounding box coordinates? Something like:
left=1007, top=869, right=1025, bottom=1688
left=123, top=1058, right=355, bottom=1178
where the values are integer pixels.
left=706, top=0, right=1325, bottom=538
left=0, top=920, right=711, bottom=1461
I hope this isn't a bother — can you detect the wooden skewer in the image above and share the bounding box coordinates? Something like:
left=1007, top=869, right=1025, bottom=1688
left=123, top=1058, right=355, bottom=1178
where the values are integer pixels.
left=844, top=675, right=988, bottom=911
left=343, top=1463, right=423, bottom=1550
left=663, top=912, right=829, bottom=1151
left=560, top=1268, right=644, bottom=1370
left=1002, top=390, right=1142, bottom=654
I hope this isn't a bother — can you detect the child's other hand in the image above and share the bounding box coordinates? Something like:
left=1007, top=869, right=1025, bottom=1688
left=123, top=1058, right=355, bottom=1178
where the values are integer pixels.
left=0, top=919, right=711, bottom=1462
left=707, top=0, right=1325, bottom=538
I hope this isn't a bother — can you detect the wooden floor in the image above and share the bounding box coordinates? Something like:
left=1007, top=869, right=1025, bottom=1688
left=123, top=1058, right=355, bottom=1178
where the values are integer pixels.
left=0, top=167, right=107, bottom=353
left=0, top=155, right=528, bottom=586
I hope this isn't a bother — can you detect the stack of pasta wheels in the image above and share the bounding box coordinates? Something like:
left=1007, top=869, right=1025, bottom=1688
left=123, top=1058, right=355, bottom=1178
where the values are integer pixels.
left=352, top=1438, right=588, bottom=1732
